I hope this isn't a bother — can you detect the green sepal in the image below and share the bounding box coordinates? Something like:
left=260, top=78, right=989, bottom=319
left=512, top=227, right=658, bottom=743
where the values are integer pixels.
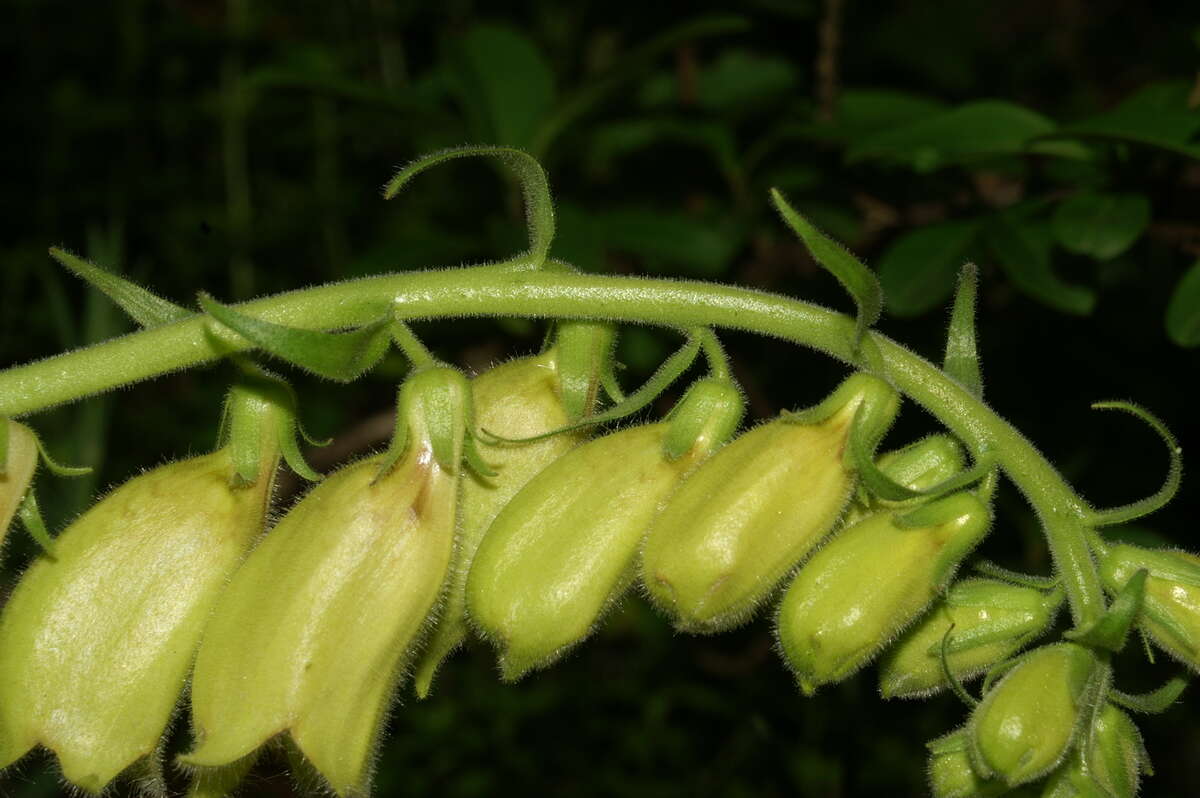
left=382, top=146, right=555, bottom=269
left=31, top=432, right=92, bottom=477
left=943, top=263, right=984, bottom=399
left=0, top=417, right=8, bottom=472
left=1086, top=401, right=1181, bottom=527
left=481, top=332, right=701, bottom=444
left=1109, top=674, right=1188, bottom=714
left=554, top=320, right=618, bottom=422
left=49, top=246, right=191, bottom=329
left=381, top=365, right=474, bottom=477
left=940, top=623, right=981, bottom=708
left=784, top=372, right=899, bottom=441
left=662, top=377, right=745, bottom=461
left=1065, top=569, right=1147, bottom=653
left=463, top=434, right=498, bottom=480
left=220, top=369, right=324, bottom=486
left=974, top=559, right=1059, bottom=590
left=199, top=293, right=392, bottom=382
left=17, top=488, right=55, bottom=557
left=770, top=188, right=882, bottom=349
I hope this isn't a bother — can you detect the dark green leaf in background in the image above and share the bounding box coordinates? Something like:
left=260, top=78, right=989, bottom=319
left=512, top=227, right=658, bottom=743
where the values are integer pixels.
left=1052, top=192, right=1151, bottom=260
left=1057, top=81, right=1200, bottom=159
left=987, top=213, right=1096, bottom=315
left=878, top=220, right=979, bottom=317
left=450, top=26, right=555, bottom=149
left=1165, top=260, right=1200, bottom=347
left=846, top=101, right=1062, bottom=171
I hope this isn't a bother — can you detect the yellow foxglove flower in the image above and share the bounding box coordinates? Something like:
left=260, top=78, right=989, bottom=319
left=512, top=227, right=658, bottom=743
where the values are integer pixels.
left=0, top=420, right=37, bottom=552
left=182, top=366, right=470, bottom=797
left=0, top=446, right=275, bottom=793
left=467, top=377, right=743, bottom=681
left=776, top=492, right=989, bottom=694
left=641, top=373, right=899, bottom=633
left=413, top=349, right=583, bottom=698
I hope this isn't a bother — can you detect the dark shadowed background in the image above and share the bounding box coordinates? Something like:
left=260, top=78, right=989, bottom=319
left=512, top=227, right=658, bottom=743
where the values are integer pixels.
left=2, top=1, right=1200, bottom=795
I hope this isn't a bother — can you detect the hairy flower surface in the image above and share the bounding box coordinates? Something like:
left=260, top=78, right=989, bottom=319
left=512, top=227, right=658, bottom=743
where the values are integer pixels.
left=776, top=492, right=989, bottom=694
left=640, top=373, right=899, bottom=632
left=413, top=350, right=581, bottom=697
left=183, top=367, right=468, bottom=797
left=880, top=578, right=1061, bottom=698
left=467, top=378, right=743, bottom=680
left=968, top=643, right=1097, bottom=786
left=0, top=448, right=273, bottom=794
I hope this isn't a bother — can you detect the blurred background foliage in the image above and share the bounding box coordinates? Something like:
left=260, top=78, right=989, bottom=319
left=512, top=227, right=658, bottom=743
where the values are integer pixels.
left=3, top=0, right=1200, bottom=795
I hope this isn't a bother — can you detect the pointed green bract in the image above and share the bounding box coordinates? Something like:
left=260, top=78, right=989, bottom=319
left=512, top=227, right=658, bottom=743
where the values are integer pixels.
left=466, top=379, right=743, bottom=680
left=200, top=293, right=393, bottom=382
left=1, top=420, right=38, bottom=553
left=770, top=188, right=882, bottom=347
left=49, top=247, right=191, bottom=329
left=776, top=492, right=990, bottom=694
left=0, top=446, right=275, bottom=794
left=968, top=643, right=1097, bottom=786
left=944, top=264, right=983, bottom=399
left=642, top=374, right=899, bottom=633
left=880, top=578, right=1061, bottom=698
left=183, top=367, right=470, bottom=797
left=413, top=350, right=583, bottom=698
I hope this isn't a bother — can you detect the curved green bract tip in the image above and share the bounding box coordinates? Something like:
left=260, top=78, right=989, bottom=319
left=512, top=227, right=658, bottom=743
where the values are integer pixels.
left=481, top=332, right=701, bottom=445
left=939, top=623, right=980, bottom=708
left=1110, top=674, right=1189, bottom=714
left=382, top=146, right=555, bottom=269
left=1086, top=401, right=1182, bottom=527
left=770, top=188, right=882, bottom=350
left=32, top=433, right=91, bottom=477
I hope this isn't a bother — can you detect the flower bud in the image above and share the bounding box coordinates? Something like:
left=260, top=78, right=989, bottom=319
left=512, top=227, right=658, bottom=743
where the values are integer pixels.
left=968, top=643, right=1098, bottom=786
left=0, top=447, right=275, bottom=793
left=927, top=729, right=1008, bottom=798
left=880, top=578, right=1062, bottom=699
left=641, top=373, right=899, bottom=633
left=413, top=350, right=583, bottom=698
left=183, top=366, right=470, bottom=797
left=1097, top=543, right=1200, bottom=671
left=467, top=377, right=744, bottom=681
left=842, top=435, right=965, bottom=526
left=1040, top=705, right=1146, bottom=798
left=776, top=491, right=989, bottom=694
left=0, top=420, right=38, bottom=552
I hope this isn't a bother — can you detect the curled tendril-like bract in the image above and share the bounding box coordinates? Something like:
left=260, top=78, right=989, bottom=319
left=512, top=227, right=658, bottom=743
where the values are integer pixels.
left=382, top=145, right=555, bottom=269
left=1085, top=401, right=1182, bottom=527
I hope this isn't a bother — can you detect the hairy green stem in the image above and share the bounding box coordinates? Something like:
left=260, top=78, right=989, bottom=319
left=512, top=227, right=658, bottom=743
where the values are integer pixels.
left=0, top=261, right=1101, bottom=623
